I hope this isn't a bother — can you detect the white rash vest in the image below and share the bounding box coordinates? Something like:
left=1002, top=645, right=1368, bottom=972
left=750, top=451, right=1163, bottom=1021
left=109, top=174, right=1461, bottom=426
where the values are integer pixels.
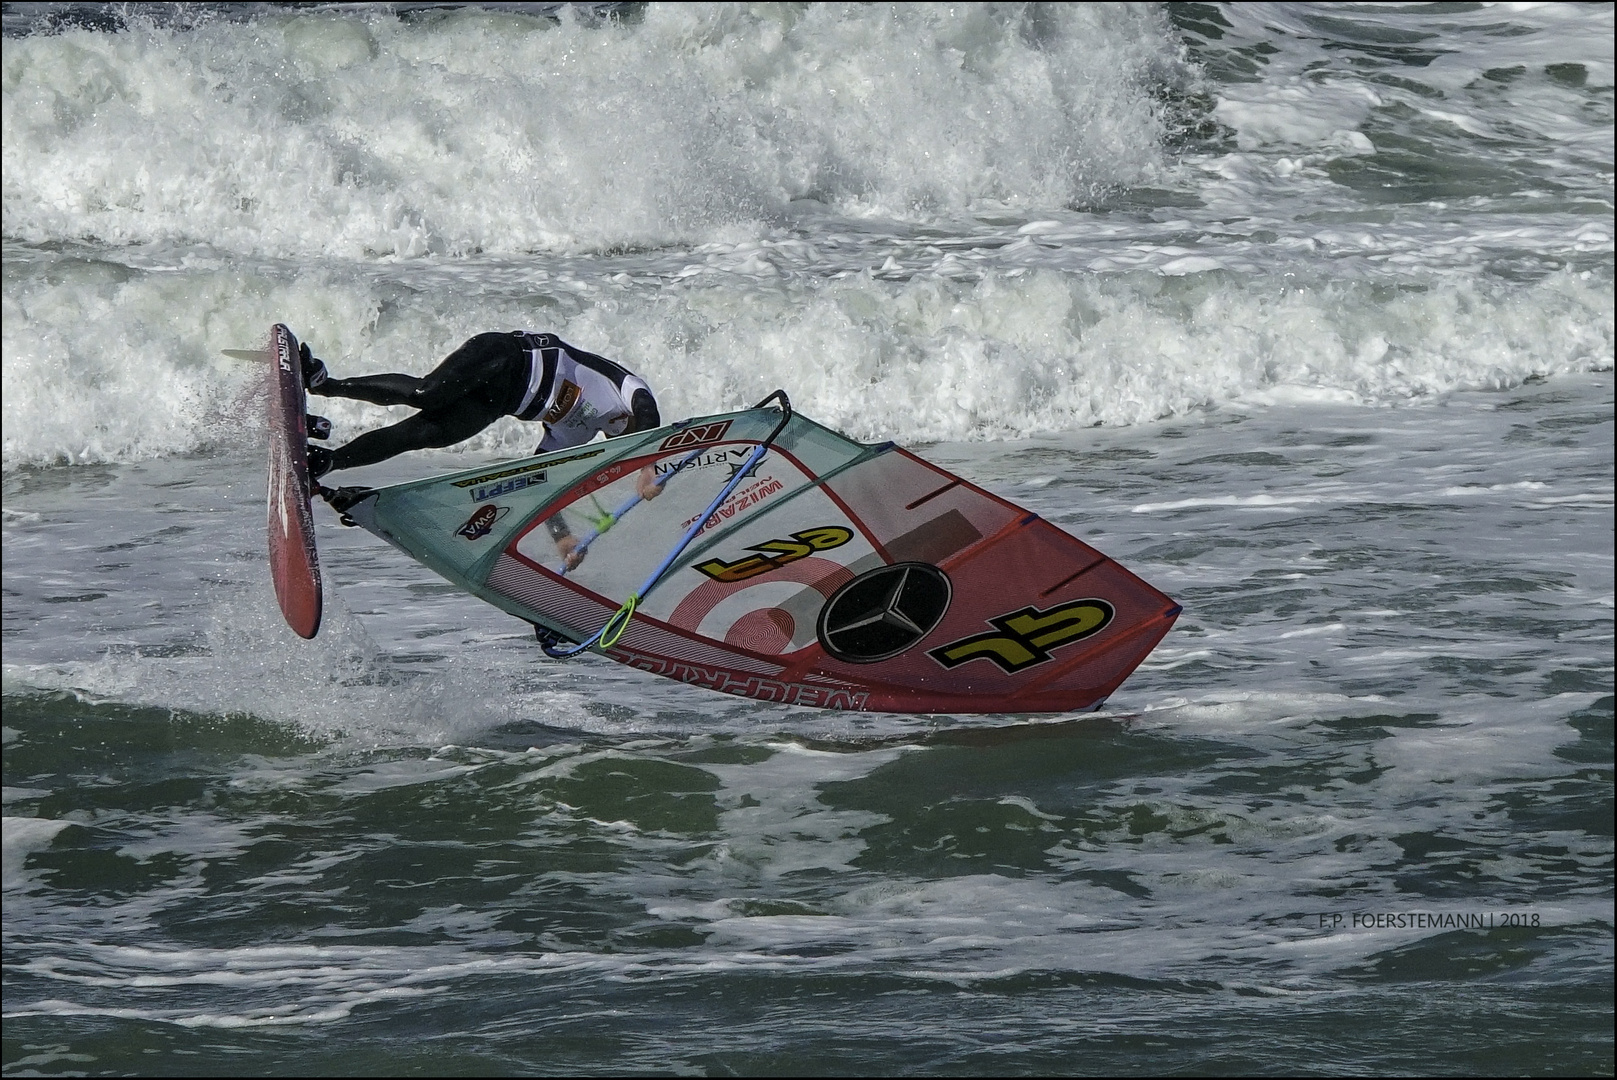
left=511, top=333, right=654, bottom=453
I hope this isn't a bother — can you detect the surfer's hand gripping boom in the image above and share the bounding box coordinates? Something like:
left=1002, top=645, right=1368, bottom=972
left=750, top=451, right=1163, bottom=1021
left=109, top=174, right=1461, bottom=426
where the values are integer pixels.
left=539, top=392, right=791, bottom=659
left=556, top=464, right=682, bottom=573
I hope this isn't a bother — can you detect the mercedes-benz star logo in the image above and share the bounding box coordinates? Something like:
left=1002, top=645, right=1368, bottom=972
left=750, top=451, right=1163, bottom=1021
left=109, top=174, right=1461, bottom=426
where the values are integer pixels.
left=817, top=562, right=951, bottom=664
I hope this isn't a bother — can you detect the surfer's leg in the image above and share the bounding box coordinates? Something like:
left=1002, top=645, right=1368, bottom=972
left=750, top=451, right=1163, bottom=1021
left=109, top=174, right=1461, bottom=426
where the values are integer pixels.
left=315, top=373, right=423, bottom=407
left=328, top=399, right=503, bottom=472
left=312, top=334, right=524, bottom=411
left=408, top=333, right=527, bottom=412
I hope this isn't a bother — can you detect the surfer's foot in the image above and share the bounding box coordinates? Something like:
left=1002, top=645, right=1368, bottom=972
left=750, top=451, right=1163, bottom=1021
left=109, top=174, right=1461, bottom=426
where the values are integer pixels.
left=321, top=484, right=374, bottom=528
left=306, top=414, right=332, bottom=440
left=300, top=342, right=328, bottom=391
left=306, top=444, right=333, bottom=480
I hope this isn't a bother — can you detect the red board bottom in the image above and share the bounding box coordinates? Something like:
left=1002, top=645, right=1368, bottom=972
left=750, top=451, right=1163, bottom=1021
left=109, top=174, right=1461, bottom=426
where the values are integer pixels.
left=266, top=323, right=322, bottom=639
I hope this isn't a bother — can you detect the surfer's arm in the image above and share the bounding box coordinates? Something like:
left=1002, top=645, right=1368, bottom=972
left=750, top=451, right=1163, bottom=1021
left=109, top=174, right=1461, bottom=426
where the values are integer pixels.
left=546, top=515, right=585, bottom=570
left=628, top=389, right=662, bottom=501
left=636, top=465, right=662, bottom=501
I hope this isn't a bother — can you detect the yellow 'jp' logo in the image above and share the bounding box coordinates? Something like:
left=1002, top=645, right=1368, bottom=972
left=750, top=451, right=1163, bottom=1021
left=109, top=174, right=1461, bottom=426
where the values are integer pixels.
left=928, top=599, right=1114, bottom=673
left=695, top=526, right=854, bottom=583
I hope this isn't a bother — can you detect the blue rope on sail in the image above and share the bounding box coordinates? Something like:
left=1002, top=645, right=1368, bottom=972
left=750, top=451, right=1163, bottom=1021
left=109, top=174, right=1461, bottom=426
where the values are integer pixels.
left=539, top=393, right=790, bottom=659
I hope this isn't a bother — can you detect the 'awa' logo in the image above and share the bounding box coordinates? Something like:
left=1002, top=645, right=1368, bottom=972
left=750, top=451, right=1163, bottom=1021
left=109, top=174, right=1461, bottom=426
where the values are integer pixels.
left=659, top=419, right=733, bottom=452
left=456, top=504, right=511, bottom=541
left=694, top=526, right=853, bottom=582
left=928, top=598, right=1114, bottom=674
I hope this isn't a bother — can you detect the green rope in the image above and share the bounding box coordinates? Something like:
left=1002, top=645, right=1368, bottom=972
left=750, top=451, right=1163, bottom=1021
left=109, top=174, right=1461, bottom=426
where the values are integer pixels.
left=587, top=495, right=615, bottom=535
left=598, top=594, right=638, bottom=650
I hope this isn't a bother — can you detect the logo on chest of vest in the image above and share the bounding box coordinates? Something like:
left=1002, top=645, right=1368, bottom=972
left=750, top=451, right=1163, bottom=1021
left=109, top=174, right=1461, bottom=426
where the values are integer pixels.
left=542, top=381, right=582, bottom=424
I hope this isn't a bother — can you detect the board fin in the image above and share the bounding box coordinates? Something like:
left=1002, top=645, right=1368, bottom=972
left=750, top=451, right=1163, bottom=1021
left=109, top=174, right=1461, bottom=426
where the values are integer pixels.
left=222, top=348, right=266, bottom=362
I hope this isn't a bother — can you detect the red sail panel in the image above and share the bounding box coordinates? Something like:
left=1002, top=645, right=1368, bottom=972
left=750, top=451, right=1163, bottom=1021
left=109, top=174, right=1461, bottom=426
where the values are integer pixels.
left=484, top=429, right=1176, bottom=714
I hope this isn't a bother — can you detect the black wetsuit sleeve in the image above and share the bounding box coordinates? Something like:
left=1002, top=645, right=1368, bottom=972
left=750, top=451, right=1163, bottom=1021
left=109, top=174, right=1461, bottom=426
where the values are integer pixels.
left=629, top=388, right=660, bottom=433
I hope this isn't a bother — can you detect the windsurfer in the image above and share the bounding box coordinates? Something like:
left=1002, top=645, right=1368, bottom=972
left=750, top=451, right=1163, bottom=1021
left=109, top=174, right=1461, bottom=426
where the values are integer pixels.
left=302, top=331, right=662, bottom=567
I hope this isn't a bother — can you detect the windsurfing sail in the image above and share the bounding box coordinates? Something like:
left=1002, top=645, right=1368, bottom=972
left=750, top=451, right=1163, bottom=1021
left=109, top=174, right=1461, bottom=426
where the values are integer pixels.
left=338, top=394, right=1179, bottom=713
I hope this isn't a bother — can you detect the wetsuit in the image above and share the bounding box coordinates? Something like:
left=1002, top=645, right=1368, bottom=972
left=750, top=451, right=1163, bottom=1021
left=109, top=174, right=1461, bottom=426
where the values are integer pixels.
left=312, top=332, right=659, bottom=474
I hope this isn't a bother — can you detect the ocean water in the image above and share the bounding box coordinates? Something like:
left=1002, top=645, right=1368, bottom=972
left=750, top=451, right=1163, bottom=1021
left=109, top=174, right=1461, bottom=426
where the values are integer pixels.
left=2, top=2, right=1612, bottom=1074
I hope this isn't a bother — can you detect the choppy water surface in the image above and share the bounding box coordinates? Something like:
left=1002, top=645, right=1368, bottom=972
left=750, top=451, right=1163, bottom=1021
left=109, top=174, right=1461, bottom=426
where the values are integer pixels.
left=3, top=2, right=1613, bottom=1074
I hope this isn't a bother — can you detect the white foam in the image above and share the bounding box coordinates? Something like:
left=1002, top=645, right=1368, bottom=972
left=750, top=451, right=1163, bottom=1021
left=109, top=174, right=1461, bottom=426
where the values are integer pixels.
left=1193, top=2, right=1615, bottom=208
left=0, top=4, right=1183, bottom=258
left=698, top=741, right=910, bottom=881
left=3, top=816, right=71, bottom=889
left=3, top=257, right=1609, bottom=469
left=3, top=3, right=1612, bottom=472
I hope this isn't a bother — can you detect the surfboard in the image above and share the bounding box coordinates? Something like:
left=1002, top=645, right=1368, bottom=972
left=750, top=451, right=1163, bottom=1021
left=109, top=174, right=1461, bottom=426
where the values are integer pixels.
left=265, top=323, right=322, bottom=639
left=336, top=395, right=1180, bottom=713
